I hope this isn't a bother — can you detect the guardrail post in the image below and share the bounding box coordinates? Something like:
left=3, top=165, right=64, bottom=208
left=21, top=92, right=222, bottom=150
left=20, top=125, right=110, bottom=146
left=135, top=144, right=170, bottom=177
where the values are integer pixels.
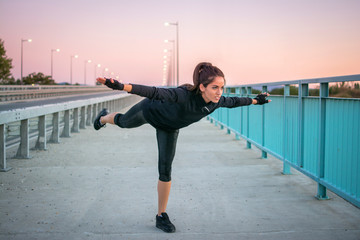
left=0, top=124, right=11, bottom=172
left=61, top=110, right=71, bottom=138
left=35, top=115, right=47, bottom=150
left=282, top=85, right=291, bottom=174
left=16, top=119, right=30, bottom=158
left=317, top=82, right=329, bottom=200
left=246, top=87, right=252, bottom=149
left=72, top=108, right=79, bottom=133
left=111, top=100, right=115, bottom=112
left=50, top=112, right=60, bottom=143
left=92, top=104, right=97, bottom=123
left=262, top=85, right=268, bottom=159
left=80, top=106, right=86, bottom=129
left=86, top=105, right=92, bottom=126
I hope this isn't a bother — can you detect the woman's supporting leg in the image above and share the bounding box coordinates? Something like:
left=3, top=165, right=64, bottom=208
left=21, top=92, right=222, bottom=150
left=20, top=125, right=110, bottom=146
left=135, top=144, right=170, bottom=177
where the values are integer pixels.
left=157, top=180, right=172, bottom=216
left=156, top=128, right=179, bottom=216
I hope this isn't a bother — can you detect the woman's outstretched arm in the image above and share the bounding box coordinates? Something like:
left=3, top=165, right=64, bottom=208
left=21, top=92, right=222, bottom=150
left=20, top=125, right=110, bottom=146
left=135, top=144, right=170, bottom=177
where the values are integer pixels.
left=96, top=77, right=132, bottom=92
left=96, top=77, right=187, bottom=102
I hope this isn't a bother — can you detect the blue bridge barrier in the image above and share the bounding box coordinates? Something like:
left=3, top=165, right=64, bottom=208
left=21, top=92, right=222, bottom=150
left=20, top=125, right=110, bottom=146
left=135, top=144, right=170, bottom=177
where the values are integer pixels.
left=208, top=74, right=360, bottom=208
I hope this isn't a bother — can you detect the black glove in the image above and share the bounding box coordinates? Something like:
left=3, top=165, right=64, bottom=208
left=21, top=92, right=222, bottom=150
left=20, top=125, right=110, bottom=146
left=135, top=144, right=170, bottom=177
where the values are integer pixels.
left=104, top=78, right=124, bottom=90
left=253, top=93, right=269, bottom=105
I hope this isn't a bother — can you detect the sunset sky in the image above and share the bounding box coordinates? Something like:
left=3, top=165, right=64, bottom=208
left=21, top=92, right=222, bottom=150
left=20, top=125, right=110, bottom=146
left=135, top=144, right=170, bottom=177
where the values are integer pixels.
left=1, top=0, right=359, bottom=86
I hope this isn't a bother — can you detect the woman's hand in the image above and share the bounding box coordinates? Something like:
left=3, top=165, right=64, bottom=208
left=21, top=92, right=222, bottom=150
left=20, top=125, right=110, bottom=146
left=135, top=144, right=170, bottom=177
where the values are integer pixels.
left=253, top=92, right=271, bottom=105
left=97, top=77, right=124, bottom=90
left=96, top=77, right=106, bottom=85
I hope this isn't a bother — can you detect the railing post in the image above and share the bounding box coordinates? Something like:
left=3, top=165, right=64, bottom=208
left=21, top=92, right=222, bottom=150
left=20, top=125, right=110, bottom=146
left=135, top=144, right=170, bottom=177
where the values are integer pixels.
left=298, top=82, right=309, bottom=167
left=80, top=106, right=86, bottom=129
left=72, top=108, right=79, bottom=133
left=282, top=85, right=291, bottom=174
left=235, top=87, right=241, bottom=140
left=240, top=87, right=247, bottom=137
left=35, top=115, right=47, bottom=150
left=246, top=86, right=252, bottom=149
left=50, top=112, right=60, bottom=143
left=317, top=82, right=329, bottom=200
left=226, top=102, right=231, bottom=134
left=261, top=85, right=268, bottom=159
left=225, top=88, right=231, bottom=134
left=61, top=110, right=71, bottom=138
left=16, top=119, right=30, bottom=158
left=0, top=124, right=11, bottom=172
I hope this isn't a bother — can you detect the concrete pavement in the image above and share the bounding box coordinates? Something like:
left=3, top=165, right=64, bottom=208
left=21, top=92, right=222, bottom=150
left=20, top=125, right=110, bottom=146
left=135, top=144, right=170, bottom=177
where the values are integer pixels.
left=1, top=117, right=360, bottom=240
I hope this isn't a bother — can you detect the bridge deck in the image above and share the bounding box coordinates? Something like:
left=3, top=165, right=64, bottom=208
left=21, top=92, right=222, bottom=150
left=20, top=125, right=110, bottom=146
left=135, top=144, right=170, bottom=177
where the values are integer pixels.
left=1, top=118, right=359, bottom=240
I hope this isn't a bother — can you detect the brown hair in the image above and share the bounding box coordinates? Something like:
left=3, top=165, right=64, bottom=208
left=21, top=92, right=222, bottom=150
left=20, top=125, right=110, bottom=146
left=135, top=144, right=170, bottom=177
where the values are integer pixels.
left=182, top=62, right=225, bottom=93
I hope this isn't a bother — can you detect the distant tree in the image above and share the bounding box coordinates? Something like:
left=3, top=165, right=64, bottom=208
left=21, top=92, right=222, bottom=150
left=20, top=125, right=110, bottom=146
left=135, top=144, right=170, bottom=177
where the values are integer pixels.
left=309, top=88, right=319, bottom=96
left=22, top=72, right=56, bottom=85
left=0, top=39, right=14, bottom=84
left=269, top=87, right=283, bottom=95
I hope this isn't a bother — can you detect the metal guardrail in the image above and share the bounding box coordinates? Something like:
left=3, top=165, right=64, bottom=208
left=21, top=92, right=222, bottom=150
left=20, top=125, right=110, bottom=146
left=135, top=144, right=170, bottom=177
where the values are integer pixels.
left=0, top=85, right=105, bottom=91
left=0, top=85, right=112, bottom=102
left=208, top=74, right=360, bottom=208
left=0, top=93, right=142, bottom=171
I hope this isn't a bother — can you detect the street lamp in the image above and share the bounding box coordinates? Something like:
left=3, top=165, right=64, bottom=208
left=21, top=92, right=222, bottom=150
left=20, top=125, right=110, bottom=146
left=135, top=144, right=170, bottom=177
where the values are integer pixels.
left=164, top=39, right=175, bottom=86
left=21, top=38, right=32, bottom=84
left=84, top=59, right=92, bottom=85
left=51, top=48, right=60, bottom=80
left=103, top=68, right=109, bottom=77
left=164, top=21, right=179, bottom=86
left=94, top=63, right=101, bottom=85
left=70, top=54, right=79, bottom=85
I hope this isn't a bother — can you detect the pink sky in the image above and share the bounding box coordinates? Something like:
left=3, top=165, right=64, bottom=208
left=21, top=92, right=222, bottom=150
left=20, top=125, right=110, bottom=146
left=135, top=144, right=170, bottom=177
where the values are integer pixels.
left=1, top=0, right=359, bottom=86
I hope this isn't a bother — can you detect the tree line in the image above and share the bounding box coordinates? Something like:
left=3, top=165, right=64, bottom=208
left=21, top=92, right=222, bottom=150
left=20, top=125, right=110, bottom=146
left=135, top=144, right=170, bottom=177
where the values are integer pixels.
left=0, top=38, right=56, bottom=85
left=247, top=83, right=360, bottom=98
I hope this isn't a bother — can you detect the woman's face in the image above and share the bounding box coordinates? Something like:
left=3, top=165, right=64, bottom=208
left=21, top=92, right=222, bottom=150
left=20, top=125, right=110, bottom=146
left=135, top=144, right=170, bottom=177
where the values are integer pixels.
left=200, top=76, right=225, bottom=103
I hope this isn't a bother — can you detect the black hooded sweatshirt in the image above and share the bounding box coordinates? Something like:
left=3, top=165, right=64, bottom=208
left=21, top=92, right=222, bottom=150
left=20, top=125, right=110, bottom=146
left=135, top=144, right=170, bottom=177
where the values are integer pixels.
left=130, top=84, right=253, bottom=131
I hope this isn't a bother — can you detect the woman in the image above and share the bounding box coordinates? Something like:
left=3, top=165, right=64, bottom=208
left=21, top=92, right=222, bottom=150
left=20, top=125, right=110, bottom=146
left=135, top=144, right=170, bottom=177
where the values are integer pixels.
left=94, top=62, right=270, bottom=233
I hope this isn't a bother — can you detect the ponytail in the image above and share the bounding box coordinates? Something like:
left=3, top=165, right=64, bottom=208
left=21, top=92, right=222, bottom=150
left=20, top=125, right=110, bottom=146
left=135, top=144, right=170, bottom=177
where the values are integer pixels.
left=182, top=62, right=225, bottom=93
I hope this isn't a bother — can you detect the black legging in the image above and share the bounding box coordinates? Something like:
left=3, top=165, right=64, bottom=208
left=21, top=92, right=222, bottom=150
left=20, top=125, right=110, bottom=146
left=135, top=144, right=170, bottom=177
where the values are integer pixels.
left=114, top=99, right=179, bottom=182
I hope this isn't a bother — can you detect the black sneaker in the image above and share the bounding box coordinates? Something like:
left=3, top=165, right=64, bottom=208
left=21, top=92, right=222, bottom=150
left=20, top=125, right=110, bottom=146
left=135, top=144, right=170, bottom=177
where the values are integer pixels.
left=156, top=212, right=176, bottom=233
left=94, top=108, right=109, bottom=130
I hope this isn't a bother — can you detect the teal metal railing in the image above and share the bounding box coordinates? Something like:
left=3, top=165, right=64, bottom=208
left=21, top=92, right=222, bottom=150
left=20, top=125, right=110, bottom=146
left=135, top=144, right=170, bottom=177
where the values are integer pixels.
left=208, top=74, right=360, bottom=208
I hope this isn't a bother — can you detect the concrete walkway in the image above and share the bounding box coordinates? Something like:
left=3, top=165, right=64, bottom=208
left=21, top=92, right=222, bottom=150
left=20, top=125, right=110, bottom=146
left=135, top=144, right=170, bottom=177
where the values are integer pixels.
left=1, top=118, right=360, bottom=240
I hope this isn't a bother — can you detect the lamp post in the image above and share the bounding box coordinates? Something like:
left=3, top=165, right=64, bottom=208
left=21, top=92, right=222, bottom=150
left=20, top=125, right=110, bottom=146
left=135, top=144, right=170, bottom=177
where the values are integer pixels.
left=163, top=59, right=168, bottom=86
left=51, top=48, right=60, bottom=80
left=70, top=54, right=79, bottom=85
left=164, top=40, right=175, bottom=86
left=84, top=59, right=92, bottom=85
left=163, top=58, right=167, bottom=86
left=164, top=22, right=179, bottom=86
left=21, top=38, right=32, bottom=84
left=163, top=48, right=173, bottom=86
